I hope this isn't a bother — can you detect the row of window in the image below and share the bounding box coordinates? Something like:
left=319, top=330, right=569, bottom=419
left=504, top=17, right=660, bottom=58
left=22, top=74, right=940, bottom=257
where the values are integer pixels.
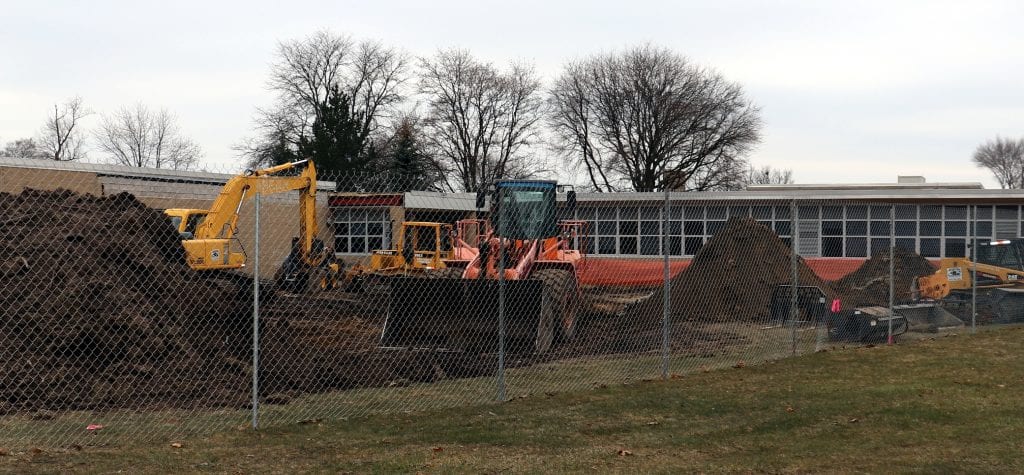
left=330, top=204, right=1024, bottom=258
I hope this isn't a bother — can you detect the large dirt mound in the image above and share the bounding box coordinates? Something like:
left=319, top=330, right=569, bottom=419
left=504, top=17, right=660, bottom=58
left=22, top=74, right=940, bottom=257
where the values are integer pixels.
left=643, top=217, right=827, bottom=323
left=0, top=189, right=258, bottom=412
left=0, top=189, right=500, bottom=413
left=831, top=247, right=936, bottom=307
left=604, top=218, right=828, bottom=353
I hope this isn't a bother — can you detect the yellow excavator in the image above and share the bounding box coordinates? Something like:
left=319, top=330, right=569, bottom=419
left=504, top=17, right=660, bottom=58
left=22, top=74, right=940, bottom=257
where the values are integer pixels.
left=164, top=159, right=340, bottom=292
left=915, top=238, right=1024, bottom=323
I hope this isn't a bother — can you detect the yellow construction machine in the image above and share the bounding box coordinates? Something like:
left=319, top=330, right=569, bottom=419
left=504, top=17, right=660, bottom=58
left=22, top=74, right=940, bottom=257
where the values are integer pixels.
left=342, top=221, right=457, bottom=291
left=915, top=238, right=1024, bottom=322
left=164, top=159, right=339, bottom=292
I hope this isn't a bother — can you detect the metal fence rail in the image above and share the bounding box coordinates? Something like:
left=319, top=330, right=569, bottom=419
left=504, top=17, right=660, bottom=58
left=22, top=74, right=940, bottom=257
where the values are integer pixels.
left=0, top=159, right=991, bottom=449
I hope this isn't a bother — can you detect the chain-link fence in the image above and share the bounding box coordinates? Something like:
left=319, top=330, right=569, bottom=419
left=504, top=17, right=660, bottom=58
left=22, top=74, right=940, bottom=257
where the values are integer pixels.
left=0, top=158, right=1002, bottom=449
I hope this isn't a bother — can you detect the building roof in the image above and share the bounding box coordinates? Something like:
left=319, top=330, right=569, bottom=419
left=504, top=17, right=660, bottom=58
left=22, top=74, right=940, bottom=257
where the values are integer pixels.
left=4, top=157, right=1023, bottom=205
left=0, top=156, right=336, bottom=191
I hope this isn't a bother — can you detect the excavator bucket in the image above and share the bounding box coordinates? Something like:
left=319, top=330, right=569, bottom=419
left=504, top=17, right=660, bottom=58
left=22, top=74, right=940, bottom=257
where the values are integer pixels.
left=380, top=276, right=545, bottom=353
left=892, top=303, right=963, bottom=332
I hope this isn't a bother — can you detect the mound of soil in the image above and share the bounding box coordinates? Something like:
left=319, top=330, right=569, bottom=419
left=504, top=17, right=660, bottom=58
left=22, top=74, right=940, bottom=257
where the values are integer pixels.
left=0, top=189, right=500, bottom=413
left=831, top=247, right=936, bottom=307
left=594, top=218, right=827, bottom=353
left=0, top=189, right=258, bottom=412
left=636, top=217, right=828, bottom=323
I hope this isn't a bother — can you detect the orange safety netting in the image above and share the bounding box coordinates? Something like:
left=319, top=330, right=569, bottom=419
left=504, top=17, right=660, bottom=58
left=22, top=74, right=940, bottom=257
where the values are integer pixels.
left=577, top=257, right=931, bottom=286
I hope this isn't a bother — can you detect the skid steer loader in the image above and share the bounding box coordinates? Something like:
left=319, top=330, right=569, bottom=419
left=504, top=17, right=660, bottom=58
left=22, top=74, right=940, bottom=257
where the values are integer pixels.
left=915, top=238, right=1024, bottom=323
left=380, top=180, right=587, bottom=354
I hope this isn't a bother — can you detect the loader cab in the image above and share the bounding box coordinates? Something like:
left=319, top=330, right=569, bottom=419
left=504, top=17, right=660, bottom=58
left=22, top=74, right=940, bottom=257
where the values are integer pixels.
left=492, top=181, right=558, bottom=240
left=976, top=239, right=1024, bottom=271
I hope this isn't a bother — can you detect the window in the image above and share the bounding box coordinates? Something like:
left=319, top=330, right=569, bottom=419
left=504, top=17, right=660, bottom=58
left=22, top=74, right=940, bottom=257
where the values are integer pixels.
left=895, top=221, right=916, bottom=236
left=620, top=236, right=638, bottom=254
left=870, top=238, right=890, bottom=255
left=895, top=238, right=915, bottom=252
left=846, top=221, right=867, bottom=236
left=945, top=206, right=967, bottom=219
left=668, top=236, right=683, bottom=255
left=920, top=221, right=941, bottom=236
left=822, top=221, right=843, bottom=236
left=684, top=237, right=703, bottom=255
left=870, top=221, right=890, bottom=236
left=945, top=222, right=967, bottom=237
left=333, top=208, right=389, bottom=254
left=895, top=205, right=917, bottom=220
left=822, top=237, right=843, bottom=257
left=920, top=206, right=942, bottom=219
left=996, top=205, right=1018, bottom=220
left=920, top=238, right=941, bottom=257
left=822, top=206, right=842, bottom=219
left=640, top=236, right=660, bottom=255
left=845, top=237, right=867, bottom=257
left=846, top=206, right=868, bottom=219
left=976, top=221, right=992, bottom=237
left=870, top=206, right=891, bottom=219
left=945, top=239, right=967, bottom=257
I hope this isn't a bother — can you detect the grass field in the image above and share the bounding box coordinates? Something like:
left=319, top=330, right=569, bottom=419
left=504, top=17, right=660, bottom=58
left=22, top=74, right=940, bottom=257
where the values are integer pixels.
left=4, top=326, right=1024, bottom=473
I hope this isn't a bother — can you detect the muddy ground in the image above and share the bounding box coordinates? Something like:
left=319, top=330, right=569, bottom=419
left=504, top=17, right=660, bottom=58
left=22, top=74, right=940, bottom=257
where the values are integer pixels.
left=0, top=191, right=947, bottom=413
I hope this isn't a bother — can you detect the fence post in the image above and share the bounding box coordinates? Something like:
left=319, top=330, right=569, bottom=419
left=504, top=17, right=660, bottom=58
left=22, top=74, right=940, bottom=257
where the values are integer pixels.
left=661, top=184, right=671, bottom=380
left=496, top=192, right=507, bottom=402
left=789, top=199, right=798, bottom=356
left=971, top=204, right=977, bottom=334
left=888, top=204, right=895, bottom=345
left=251, top=190, right=261, bottom=430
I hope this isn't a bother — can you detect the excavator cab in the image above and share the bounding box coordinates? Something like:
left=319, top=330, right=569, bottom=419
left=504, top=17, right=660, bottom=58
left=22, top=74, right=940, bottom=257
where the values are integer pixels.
left=165, top=209, right=208, bottom=239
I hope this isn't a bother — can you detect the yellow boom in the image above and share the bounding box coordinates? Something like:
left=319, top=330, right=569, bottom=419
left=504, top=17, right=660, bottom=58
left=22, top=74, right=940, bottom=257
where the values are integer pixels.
left=164, top=160, right=324, bottom=272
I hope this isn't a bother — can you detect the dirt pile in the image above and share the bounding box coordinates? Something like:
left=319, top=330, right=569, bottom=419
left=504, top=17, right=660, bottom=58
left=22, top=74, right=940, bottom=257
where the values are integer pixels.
left=594, top=218, right=825, bottom=353
left=0, top=189, right=264, bottom=412
left=0, top=189, right=499, bottom=412
left=638, top=217, right=827, bottom=323
left=831, top=247, right=936, bottom=307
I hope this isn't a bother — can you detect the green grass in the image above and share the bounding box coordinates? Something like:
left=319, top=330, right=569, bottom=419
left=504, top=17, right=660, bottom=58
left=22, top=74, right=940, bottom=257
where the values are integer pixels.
left=4, top=326, right=1024, bottom=473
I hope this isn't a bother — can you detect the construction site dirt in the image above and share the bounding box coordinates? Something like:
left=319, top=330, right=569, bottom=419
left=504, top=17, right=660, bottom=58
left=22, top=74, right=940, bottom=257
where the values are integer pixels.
left=0, top=191, right=944, bottom=414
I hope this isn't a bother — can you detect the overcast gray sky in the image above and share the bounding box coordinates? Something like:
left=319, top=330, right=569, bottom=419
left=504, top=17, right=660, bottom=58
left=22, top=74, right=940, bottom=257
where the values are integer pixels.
left=2, top=0, right=1021, bottom=187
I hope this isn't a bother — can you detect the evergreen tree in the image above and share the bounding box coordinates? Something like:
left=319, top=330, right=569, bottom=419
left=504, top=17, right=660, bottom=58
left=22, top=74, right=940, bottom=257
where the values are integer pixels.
left=298, top=85, right=368, bottom=175
left=387, top=117, right=437, bottom=190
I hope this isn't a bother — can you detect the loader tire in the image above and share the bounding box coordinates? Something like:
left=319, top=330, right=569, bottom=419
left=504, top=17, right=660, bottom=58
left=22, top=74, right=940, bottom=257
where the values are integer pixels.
left=534, top=268, right=579, bottom=346
left=534, top=287, right=555, bottom=355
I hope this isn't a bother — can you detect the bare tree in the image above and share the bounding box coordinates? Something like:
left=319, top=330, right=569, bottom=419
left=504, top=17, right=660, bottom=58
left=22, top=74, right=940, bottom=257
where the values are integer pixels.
left=548, top=45, right=761, bottom=192
left=0, top=138, right=48, bottom=158
left=240, top=30, right=410, bottom=167
left=973, top=136, right=1024, bottom=189
left=742, top=165, right=794, bottom=187
left=419, top=49, right=545, bottom=192
left=38, top=96, right=90, bottom=161
left=94, top=103, right=203, bottom=170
